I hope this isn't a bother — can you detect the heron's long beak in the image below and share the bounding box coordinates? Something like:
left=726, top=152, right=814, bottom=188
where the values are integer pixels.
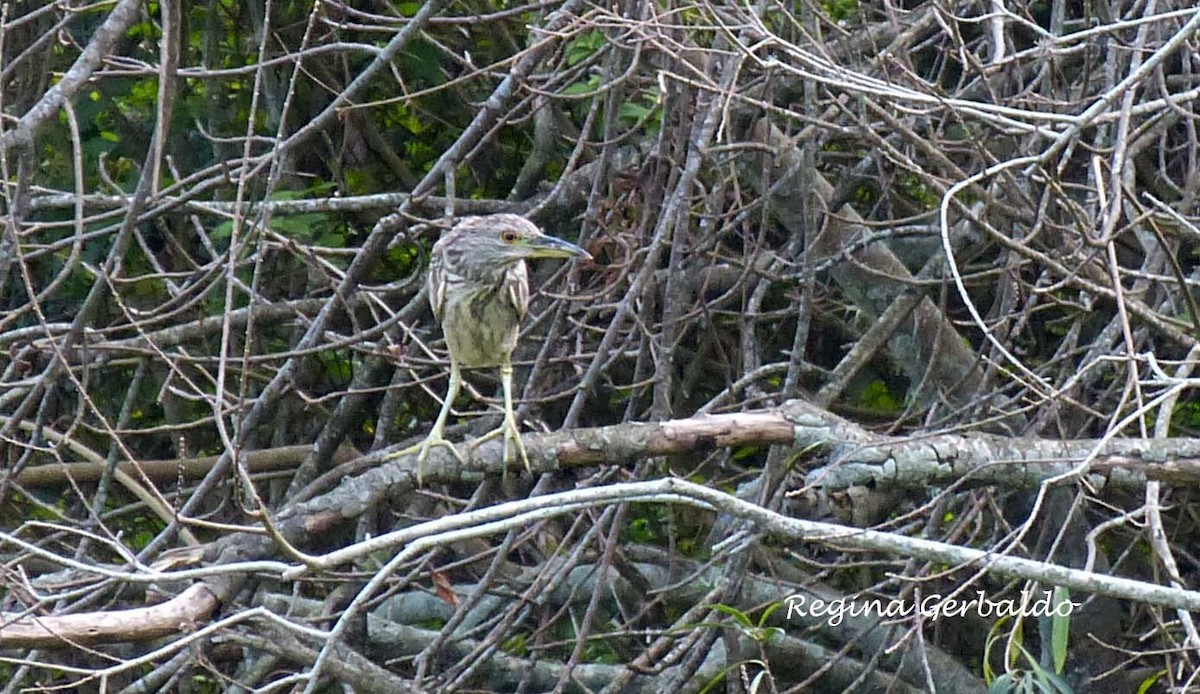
left=526, top=234, right=592, bottom=261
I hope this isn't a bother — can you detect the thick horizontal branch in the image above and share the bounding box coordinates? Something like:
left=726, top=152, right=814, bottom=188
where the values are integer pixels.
left=13, top=444, right=359, bottom=488
left=0, top=583, right=217, bottom=647
left=24, top=191, right=509, bottom=217
left=371, top=398, right=1195, bottom=493
left=22, top=144, right=641, bottom=222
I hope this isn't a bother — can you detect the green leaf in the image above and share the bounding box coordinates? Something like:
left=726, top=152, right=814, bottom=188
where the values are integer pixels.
left=563, top=75, right=601, bottom=96
left=626, top=517, right=655, bottom=543
left=212, top=219, right=234, bottom=242
left=271, top=213, right=324, bottom=239
left=1050, top=587, right=1071, bottom=674
left=706, top=603, right=752, bottom=627
left=618, top=102, right=653, bottom=121
left=1136, top=670, right=1167, bottom=694
left=565, top=30, right=604, bottom=66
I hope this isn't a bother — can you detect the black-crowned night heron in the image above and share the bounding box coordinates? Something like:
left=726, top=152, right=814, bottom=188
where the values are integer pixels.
left=393, top=214, right=590, bottom=481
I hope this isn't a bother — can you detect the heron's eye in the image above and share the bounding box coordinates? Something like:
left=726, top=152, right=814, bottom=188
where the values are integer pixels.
left=501, top=230, right=518, bottom=243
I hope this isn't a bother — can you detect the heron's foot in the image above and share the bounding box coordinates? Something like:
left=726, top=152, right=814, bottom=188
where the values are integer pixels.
left=385, top=432, right=466, bottom=485
left=472, top=415, right=531, bottom=474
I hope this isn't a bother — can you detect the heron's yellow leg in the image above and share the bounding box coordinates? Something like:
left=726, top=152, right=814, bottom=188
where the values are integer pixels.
left=386, top=360, right=466, bottom=485
left=472, top=361, right=531, bottom=473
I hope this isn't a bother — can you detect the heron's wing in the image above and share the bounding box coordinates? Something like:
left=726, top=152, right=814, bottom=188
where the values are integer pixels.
left=506, top=262, right=529, bottom=321
left=428, top=253, right=448, bottom=322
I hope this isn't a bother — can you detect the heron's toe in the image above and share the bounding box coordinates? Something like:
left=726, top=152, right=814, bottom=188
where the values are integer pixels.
left=426, top=436, right=466, bottom=464
left=506, top=429, right=531, bottom=472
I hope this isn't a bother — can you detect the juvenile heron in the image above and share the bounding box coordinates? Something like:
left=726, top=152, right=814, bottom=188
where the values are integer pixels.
left=394, top=214, right=590, bottom=481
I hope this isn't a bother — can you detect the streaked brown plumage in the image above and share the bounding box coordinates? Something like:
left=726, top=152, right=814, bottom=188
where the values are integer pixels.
left=392, top=214, right=590, bottom=482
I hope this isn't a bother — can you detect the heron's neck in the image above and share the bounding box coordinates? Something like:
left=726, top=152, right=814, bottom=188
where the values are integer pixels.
left=455, top=253, right=522, bottom=283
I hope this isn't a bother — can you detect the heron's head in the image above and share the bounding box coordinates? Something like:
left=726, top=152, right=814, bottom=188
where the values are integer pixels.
left=444, top=214, right=591, bottom=270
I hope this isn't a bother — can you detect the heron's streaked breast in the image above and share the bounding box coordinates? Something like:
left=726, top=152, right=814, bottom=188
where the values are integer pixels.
left=438, top=272, right=524, bottom=368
